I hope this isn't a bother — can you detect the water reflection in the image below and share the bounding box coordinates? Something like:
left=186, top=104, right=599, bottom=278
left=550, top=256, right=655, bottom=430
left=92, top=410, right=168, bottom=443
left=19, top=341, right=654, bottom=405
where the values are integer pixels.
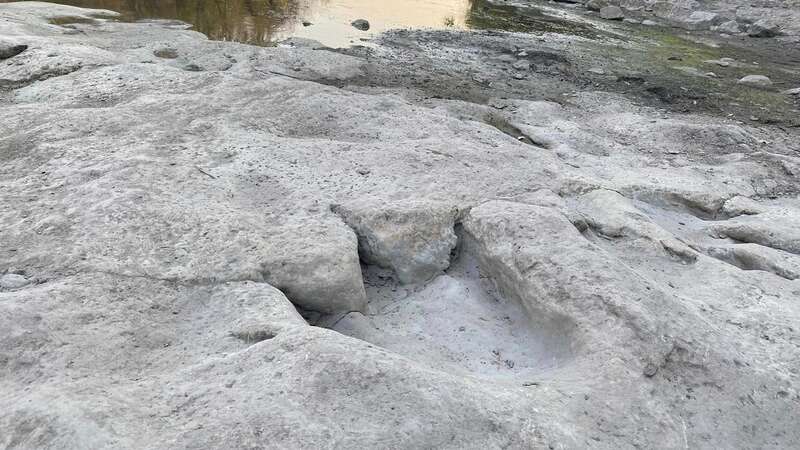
left=0, top=0, right=595, bottom=46
left=9, top=0, right=314, bottom=45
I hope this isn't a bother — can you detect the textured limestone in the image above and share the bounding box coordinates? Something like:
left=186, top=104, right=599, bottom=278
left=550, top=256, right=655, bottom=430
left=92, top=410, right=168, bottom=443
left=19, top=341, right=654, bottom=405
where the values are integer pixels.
left=332, top=199, right=459, bottom=284
left=703, top=243, right=800, bottom=280
left=580, top=0, right=800, bottom=34
left=682, top=11, right=720, bottom=31
left=747, top=18, right=781, bottom=37
left=576, top=189, right=698, bottom=262
left=259, top=222, right=368, bottom=314
left=600, top=5, right=624, bottom=20
left=461, top=199, right=799, bottom=450
left=0, top=273, right=29, bottom=289
left=0, top=41, right=26, bottom=59
left=738, top=74, right=773, bottom=87
left=721, top=195, right=766, bottom=216
left=714, top=20, right=741, bottom=34
left=2, top=3, right=800, bottom=449
left=708, top=209, right=800, bottom=254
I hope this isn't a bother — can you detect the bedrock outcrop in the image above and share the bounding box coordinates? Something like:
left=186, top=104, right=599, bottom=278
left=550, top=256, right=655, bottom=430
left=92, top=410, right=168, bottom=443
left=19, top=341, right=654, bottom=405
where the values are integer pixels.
left=1, top=2, right=799, bottom=449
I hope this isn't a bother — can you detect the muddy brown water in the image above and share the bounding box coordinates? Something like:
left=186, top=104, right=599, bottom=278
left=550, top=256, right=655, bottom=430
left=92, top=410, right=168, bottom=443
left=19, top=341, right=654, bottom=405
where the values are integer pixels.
left=0, top=0, right=594, bottom=47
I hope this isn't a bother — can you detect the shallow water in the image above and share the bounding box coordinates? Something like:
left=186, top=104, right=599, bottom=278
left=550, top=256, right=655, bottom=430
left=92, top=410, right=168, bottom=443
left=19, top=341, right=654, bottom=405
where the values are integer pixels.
left=2, top=0, right=602, bottom=47
left=0, top=0, right=525, bottom=47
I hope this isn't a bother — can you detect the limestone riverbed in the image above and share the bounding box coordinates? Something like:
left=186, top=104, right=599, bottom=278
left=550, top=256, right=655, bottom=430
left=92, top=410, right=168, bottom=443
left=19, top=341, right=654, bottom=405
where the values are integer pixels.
left=1, top=1, right=799, bottom=448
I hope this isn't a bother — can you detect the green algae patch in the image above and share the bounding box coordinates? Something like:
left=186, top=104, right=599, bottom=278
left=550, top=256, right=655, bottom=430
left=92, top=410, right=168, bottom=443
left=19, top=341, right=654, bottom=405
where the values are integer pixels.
left=585, top=24, right=800, bottom=126
left=643, top=31, right=722, bottom=66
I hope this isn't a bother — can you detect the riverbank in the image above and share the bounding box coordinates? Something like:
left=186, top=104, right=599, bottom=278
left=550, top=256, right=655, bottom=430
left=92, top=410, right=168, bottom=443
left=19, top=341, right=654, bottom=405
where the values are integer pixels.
left=1, top=2, right=799, bottom=448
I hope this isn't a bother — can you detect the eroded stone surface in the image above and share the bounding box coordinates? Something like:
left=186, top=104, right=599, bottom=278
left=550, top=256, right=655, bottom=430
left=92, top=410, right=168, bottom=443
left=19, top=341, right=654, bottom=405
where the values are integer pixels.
left=703, top=243, right=800, bottom=280
left=332, top=199, right=459, bottom=284
left=576, top=189, right=698, bottom=262
left=747, top=18, right=781, bottom=37
left=0, top=273, right=28, bottom=289
left=738, top=74, right=773, bottom=87
left=600, top=5, right=624, bottom=20
left=708, top=209, right=800, bottom=254
left=583, top=0, right=800, bottom=34
left=329, top=255, right=564, bottom=378
left=0, top=41, right=27, bottom=59
left=2, top=3, right=800, bottom=449
left=461, top=200, right=800, bottom=448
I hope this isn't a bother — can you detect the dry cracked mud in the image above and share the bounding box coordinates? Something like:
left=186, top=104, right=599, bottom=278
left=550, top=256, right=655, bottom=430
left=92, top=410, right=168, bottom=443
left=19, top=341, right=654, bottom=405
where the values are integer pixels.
left=1, top=1, right=799, bottom=449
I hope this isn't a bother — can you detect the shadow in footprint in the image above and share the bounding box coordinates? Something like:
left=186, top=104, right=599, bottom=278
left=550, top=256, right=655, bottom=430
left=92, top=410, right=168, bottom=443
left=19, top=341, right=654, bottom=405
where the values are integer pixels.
left=320, top=238, right=575, bottom=379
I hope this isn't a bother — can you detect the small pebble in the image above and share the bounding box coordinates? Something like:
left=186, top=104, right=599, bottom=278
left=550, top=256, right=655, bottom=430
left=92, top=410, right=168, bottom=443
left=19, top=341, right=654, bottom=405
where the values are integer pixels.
left=0, top=273, right=29, bottom=290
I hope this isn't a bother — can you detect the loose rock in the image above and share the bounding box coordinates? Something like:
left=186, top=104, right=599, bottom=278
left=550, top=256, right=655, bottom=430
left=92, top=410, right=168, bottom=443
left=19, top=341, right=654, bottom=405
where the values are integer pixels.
left=351, top=19, right=370, bottom=31
left=599, top=6, right=624, bottom=20
left=0, top=273, right=29, bottom=289
left=715, top=20, right=741, bottom=34
left=721, top=196, right=765, bottom=216
left=683, top=11, right=719, bottom=31
left=153, top=47, right=178, bottom=59
left=585, top=0, right=607, bottom=12
left=512, top=60, right=530, bottom=71
left=737, top=74, right=772, bottom=87
left=332, top=200, right=459, bottom=284
left=747, top=19, right=781, bottom=37
left=705, top=58, right=734, bottom=67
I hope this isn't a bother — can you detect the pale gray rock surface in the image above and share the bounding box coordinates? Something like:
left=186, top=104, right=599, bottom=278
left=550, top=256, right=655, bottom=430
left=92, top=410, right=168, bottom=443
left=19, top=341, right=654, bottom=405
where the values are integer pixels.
left=0, top=273, right=28, bottom=289
left=721, top=195, right=767, bottom=216
left=738, top=74, right=773, bottom=86
left=585, top=0, right=608, bottom=11
left=461, top=199, right=799, bottom=449
left=258, top=222, right=368, bottom=314
left=1, top=3, right=800, bottom=449
left=577, top=0, right=800, bottom=34
left=332, top=199, right=459, bottom=284
left=708, top=209, right=800, bottom=254
left=576, top=189, right=698, bottom=262
left=704, top=57, right=735, bottom=67
left=747, top=18, right=781, bottom=37
left=682, top=11, right=720, bottom=30
left=600, top=5, right=624, bottom=19
left=702, top=243, right=800, bottom=280
left=714, top=20, right=741, bottom=34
